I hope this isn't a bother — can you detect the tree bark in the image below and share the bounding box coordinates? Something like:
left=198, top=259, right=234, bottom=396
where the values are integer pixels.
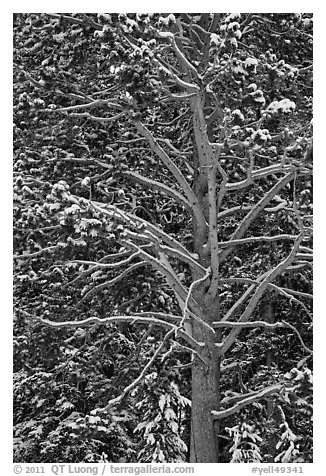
left=189, top=106, right=221, bottom=461
left=190, top=320, right=221, bottom=462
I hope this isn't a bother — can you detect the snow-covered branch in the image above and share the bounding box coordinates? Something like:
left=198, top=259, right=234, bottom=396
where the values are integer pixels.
left=220, top=234, right=304, bottom=354
left=120, top=239, right=202, bottom=316
left=122, top=170, right=191, bottom=209
left=14, top=245, right=61, bottom=259
left=80, top=262, right=146, bottom=302
left=72, top=252, right=141, bottom=269
left=91, top=202, right=195, bottom=263
left=218, top=234, right=299, bottom=249
left=212, top=384, right=284, bottom=420
left=94, top=325, right=181, bottom=412
left=153, top=56, right=200, bottom=92
left=220, top=271, right=270, bottom=324
left=68, top=111, right=125, bottom=123
left=39, top=314, right=203, bottom=352
left=220, top=278, right=312, bottom=318
left=170, top=36, right=200, bottom=80
left=158, top=244, right=206, bottom=277
left=213, top=320, right=312, bottom=354
left=55, top=99, right=122, bottom=113
left=132, top=120, right=207, bottom=232
left=220, top=171, right=296, bottom=263
left=213, top=320, right=286, bottom=330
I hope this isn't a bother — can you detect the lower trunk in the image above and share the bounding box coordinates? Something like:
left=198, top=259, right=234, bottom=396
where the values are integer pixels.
left=263, top=302, right=275, bottom=368
left=190, top=324, right=221, bottom=462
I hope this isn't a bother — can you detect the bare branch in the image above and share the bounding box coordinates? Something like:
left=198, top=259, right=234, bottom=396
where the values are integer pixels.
left=170, top=36, right=200, bottom=79
left=220, top=171, right=296, bottom=263
left=159, top=244, right=206, bottom=277
left=80, top=262, right=146, bottom=302
left=91, top=202, right=196, bottom=263
left=95, top=327, right=180, bottom=412
left=183, top=268, right=211, bottom=322
left=213, top=319, right=312, bottom=353
left=122, top=170, right=191, bottom=209
left=153, top=56, right=200, bottom=92
left=55, top=100, right=122, bottom=113
left=213, top=320, right=286, bottom=330
left=68, top=111, right=125, bottom=124
left=220, top=234, right=304, bottom=354
left=221, top=271, right=270, bottom=324
left=220, top=278, right=312, bottom=319
left=72, top=252, right=141, bottom=269
left=132, top=121, right=206, bottom=232
left=39, top=314, right=203, bottom=352
left=14, top=245, right=61, bottom=259
left=218, top=234, right=299, bottom=249
left=213, top=384, right=284, bottom=420
left=46, top=13, right=102, bottom=30
left=120, top=239, right=201, bottom=315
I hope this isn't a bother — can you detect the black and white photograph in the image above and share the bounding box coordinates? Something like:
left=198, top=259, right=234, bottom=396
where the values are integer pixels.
left=12, top=9, right=314, bottom=468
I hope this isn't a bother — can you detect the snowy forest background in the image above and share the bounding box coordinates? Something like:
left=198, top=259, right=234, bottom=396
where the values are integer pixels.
left=13, top=13, right=313, bottom=463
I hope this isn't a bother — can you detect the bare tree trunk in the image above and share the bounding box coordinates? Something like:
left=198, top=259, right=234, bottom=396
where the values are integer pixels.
left=190, top=317, right=221, bottom=462
left=263, top=301, right=275, bottom=368
left=188, top=93, right=222, bottom=461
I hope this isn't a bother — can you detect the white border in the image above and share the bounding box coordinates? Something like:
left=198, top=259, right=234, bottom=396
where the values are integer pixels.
left=3, top=3, right=324, bottom=474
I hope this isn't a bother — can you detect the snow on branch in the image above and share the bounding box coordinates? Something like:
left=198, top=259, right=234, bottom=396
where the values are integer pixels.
left=79, top=262, right=146, bottom=303
left=269, top=284, right=312, bottom=319
left=218, top=234, right=299, bottom=249
left=213, top=320, right=287, bottom=330
left=64, top=250, right=132, bottom=288
left=122, top=170, right=191, bottom=209
left=278, top=287, right=312, bottom=300
left=220, top=271, right=270, bottom=324
left=94, top=326, right=180, bottom=412
left=39, top=314, right=203, bottom=352
left=46, top=13, right=102, bottom=30
left=72, top=251, right=141, bottom=269
left=132, top=120, right=206, bottom=231
left=182, top=268, right=211, bottom=322
left=251, top=163, right=296, bottom=180
left=213, top=320, right=312, bottom=354
left=212, top=384, right=284, bottom=420
left=40, top=314, right=200, bottom=413
left=220, top=278, right=312, bottom=318
left=153, top=56, right=200, bottom=92
left=55, top=99, right=122, bottom=113
left=91, top=202, right=195, bottom=262
left=220, top=171, right=296, bottom=263
left=220, top=234, right=305, bottom=355
left=170, top=36, right=200, bottom=79
left=225, top=159, right=254, bottom=191
left=217, top=202, right=287, bottom=220
left=68, top=111, right=125, bottom=124
left=14, top=245, right=62, bottom=259
left=280, top=321, right=312, bottom=354
left=156, top=137, right=192, bottom=157
left=159, top=244, right=206, bottom=277
left=120, top=239, right=201, bottom=315
left=133, top=310, right=215, bottom=335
